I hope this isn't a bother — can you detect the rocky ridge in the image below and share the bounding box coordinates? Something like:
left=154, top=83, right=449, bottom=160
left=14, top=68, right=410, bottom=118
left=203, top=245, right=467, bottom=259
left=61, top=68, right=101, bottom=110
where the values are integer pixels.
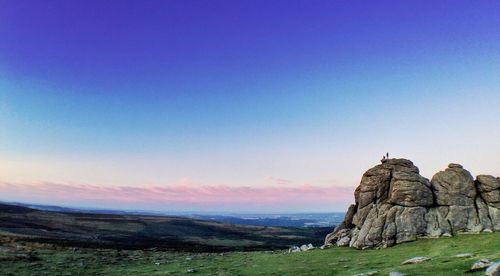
left=325, top=158, right=500, bottom=249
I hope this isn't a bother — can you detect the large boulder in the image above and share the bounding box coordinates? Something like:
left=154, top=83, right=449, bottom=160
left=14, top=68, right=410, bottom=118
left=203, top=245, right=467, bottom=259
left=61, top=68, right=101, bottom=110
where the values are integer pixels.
left=477, top=175, right=500, bottom=208
left=388, top=170, right=434, bottom=207
left=325, top=159, right=500, bottom=249
left=431, top=163, right=476, bottom=206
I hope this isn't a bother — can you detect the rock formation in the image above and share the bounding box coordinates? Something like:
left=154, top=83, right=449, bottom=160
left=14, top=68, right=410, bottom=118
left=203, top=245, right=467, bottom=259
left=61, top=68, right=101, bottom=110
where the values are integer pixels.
left=325, top=158, right=500, bottom=249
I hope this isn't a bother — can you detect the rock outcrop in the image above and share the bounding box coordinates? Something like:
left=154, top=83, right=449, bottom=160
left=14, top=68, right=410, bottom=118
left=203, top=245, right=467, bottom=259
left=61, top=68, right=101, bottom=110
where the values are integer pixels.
left=325, top=158, right=500, bottom=249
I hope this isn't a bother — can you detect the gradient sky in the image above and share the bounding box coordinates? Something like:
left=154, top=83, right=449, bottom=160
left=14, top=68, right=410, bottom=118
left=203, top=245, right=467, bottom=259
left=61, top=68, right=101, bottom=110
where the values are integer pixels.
left=1, top=0, right=499, bottom=212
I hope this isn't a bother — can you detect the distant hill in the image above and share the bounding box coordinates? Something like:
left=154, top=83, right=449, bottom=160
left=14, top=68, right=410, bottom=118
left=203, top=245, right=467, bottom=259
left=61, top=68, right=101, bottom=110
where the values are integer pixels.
left=4, top=201, right=344, bottom=228
left=0, top=203, right=331, bottom=252
left=190, top=213, right=343, bottom=228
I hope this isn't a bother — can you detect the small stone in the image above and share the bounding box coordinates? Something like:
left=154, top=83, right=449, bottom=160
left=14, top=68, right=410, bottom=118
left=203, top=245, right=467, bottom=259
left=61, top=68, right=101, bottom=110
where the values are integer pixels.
left=454, top=253, right=474, bottom=258
left=401, top=256, right=430, bottom=265
left=355, top=271, right=378, bottom=276
left=389, top=272, right=404, bottom=276
left=470, top=259, right=492, bottom=271
left=187, top=268, right=195, bottom=273
left=186, top=256, right=193, bottom=261
left=485, top=262, right=500, bottom=276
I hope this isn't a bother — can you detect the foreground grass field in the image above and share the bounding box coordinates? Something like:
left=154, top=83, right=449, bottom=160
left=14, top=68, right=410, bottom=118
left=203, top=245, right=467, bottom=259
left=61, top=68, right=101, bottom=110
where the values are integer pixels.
left=1, top=232, right=499, bottom=275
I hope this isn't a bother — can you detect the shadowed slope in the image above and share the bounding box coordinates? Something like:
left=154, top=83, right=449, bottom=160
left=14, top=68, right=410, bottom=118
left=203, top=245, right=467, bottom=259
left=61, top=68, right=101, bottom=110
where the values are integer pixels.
left=0, top=203, right=328, bottom=252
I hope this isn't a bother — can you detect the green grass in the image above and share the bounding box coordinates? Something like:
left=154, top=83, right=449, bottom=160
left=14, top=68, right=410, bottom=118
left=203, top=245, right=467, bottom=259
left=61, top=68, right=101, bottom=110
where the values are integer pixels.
left=1, top=233, right=499, bottom=275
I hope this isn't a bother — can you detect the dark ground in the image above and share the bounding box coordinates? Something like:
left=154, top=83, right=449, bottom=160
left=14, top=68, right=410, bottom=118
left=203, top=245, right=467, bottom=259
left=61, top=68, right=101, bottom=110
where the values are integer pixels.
left=0, top=203, right=330, bottom=252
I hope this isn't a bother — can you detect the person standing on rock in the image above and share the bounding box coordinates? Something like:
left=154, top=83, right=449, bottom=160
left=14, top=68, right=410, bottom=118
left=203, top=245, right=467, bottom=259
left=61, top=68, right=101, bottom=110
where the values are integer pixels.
left=386, top=152, right=389, bottom=159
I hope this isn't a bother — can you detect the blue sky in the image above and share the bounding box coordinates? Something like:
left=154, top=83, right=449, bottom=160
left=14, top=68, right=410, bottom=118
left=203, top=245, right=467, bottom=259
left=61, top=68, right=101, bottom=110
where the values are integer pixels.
left=0, top=0, right=499, bottom=212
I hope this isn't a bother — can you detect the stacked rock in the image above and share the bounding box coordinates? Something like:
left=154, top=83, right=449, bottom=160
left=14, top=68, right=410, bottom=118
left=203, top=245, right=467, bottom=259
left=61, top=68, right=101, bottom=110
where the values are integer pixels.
left=325, top=159, right=499, bottom=249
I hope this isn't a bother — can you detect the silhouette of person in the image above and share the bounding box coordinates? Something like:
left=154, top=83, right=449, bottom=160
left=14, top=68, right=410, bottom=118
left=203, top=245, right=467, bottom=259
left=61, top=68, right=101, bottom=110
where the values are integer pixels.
left=386, top=152, right=389, bottom=159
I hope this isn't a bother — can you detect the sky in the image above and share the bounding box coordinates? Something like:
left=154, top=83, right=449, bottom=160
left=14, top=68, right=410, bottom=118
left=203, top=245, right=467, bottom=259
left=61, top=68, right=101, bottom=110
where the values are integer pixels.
left=0, top=0, right=499, bottom=212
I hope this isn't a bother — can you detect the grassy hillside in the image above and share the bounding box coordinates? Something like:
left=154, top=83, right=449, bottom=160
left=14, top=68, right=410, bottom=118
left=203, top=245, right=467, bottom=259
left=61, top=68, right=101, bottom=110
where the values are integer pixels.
left=0, top=203, right=328, bottom=252
left=1, top=232, right=499, bottom=275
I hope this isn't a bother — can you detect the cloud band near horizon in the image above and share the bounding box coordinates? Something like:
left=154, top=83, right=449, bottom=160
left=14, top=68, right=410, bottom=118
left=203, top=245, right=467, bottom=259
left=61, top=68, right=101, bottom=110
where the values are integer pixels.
left=0, top=181, right=354, bottom=213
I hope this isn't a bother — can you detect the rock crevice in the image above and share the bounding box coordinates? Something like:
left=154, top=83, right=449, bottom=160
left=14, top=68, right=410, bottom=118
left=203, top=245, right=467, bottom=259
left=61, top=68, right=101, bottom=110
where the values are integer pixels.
left=325, top=158, right=500, bottom=249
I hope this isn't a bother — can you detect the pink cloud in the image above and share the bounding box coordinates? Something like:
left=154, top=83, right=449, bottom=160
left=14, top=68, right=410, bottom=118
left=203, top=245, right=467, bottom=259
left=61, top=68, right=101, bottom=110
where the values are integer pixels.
left=0, top=181, right=355, bottom=212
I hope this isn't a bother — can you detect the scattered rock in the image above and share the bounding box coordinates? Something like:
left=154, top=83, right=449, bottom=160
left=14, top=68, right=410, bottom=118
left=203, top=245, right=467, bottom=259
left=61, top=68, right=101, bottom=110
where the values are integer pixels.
left=298, top=244, right=315, bottom=251
left=389, top=272, right=404, bottom=276
left=355, top=271, right=378, bottom=276
left=454, top=253, right=474, bottom=258
left=185, top=256, right=193, bottom=261
left=401, top=256, right=430, bottom=265
left=288, top=246, right=301, bottom=253
left=187, top=268, right=195, bottom=273
left=470, top=259, right=492, bottom=271
left=486, top=262, right=500, bottom=276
